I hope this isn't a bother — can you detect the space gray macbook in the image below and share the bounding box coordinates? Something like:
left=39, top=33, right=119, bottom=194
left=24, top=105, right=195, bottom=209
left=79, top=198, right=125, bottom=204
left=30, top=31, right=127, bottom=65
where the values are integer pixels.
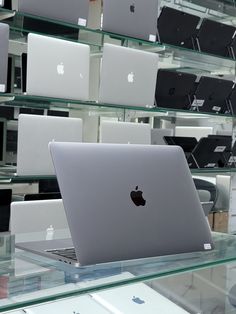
left=99, top=43, right=158, bottom=107
left=102, top=0, right=158, bottom=42
left=100, top=121, right=151, bottom=144
left=0, top=23, right=9, bottom=93
left=18, top=0, right=89, bottom=27
left=17, top=143, right=213, bottom=267
left=26, top=33, right=90, bottom=100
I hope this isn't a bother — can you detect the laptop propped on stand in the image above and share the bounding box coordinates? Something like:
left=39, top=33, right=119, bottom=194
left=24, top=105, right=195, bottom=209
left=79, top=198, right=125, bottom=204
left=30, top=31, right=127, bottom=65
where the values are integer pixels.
left=17, top=143, right=213, bottom=267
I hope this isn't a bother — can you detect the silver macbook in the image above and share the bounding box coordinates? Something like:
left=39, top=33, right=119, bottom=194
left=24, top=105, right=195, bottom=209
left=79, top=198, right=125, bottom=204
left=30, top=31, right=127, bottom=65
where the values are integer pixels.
left=0, top=23, right=9, bottom=92
left=18, top=0, right=89, bottom=27
left=99, top=43, right=158, bottom=108
left=27, top=33, right=90, bottom=100
left=17, top=114, right=83, bottom=176
left=100, top=121, right=151, bottom=144
left=102, top=0, right=158, bottom=42
left=151, top=128, right=174, bottom=145
left=17, top=142, right=213, bottom=267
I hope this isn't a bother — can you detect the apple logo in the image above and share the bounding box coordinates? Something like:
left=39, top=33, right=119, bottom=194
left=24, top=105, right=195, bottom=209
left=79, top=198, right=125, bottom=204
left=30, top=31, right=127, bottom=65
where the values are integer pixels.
left=127, top=72, right=134, bottom=83
left=132, top=296, right=145, bottom=305
left=79, top=73, right=84, bottom=79
left=57, top=62, right=64, bottom=75
left=130, top=3, right=135, bottom=13
left=130, top=186, right=146, bottom=206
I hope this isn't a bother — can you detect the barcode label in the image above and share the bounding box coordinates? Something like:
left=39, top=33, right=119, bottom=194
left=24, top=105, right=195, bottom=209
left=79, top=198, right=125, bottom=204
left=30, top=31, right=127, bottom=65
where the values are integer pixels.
left=149, top=34, right=156, bottom=42
left=191, top=99, right=204, bottom=107
left=214, top=146, right=226, bottom=153
left=78, top=18, right=87, bottom=26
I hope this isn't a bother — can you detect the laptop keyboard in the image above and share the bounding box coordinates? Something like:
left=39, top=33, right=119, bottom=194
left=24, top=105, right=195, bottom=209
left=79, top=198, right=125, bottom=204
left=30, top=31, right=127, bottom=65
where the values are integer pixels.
left=46, top=247, right=77, bottom=261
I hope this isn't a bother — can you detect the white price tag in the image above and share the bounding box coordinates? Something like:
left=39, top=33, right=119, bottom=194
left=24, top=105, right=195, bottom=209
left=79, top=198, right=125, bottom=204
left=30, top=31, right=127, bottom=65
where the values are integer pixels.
left=0, top=84, right=5, bottom=92
left=78, top=18, right=87, bottom=26
left=205, top=163, right=216, bottom=168
left=204, top=243, right=212, bottom=250
left=214, top=146, right=226, bottom=153
left=149, top=34, right=156, bottom=42
left=212, top=106, right=221, bottom=112
left=191, top=99, right=204, bottom=107
left=0, top=0, right=3, bottom=6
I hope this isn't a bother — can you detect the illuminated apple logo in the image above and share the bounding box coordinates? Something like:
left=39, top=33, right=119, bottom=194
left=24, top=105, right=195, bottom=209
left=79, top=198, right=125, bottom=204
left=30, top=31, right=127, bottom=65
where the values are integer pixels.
left=57, top=62, right=64, bottom=75
left=128, top=72, right=134, bottom=83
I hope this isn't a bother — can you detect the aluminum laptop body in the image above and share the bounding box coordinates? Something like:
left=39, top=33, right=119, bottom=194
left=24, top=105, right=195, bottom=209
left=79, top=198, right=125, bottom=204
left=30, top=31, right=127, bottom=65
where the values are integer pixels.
left=99, top=44, right=158, bottom=107
left=102, top=0, right=158, bottom=42
left=0, top=23, right=9, bottom=92
left=16, top=114, right=83, bottom=176
left=17, top=143, right=213, bottom=266
left=18, top=0, right=89, bottom=27
left=100, top=121, right=151, bottom=144
left=26, top=33, right=90, bottom=100
left=151, top=128, right=173, bottom=145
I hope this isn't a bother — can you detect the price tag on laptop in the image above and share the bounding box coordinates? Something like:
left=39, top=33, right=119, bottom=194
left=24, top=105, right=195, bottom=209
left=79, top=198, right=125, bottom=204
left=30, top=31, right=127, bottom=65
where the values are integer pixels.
left=191, top=99, right=204, bottom=107
left=214, top=146, right=226, bottom=153
left=0, top=84, right=5, bottom=92
left=149, top=34, right=156, bottom=42
left=205, top=163, right=216, bottom=168
left=0, top=0, right=3, bottom=6
left=212, top=106, right=221, bottom=112
left=78, top=18, right=87, bottom=26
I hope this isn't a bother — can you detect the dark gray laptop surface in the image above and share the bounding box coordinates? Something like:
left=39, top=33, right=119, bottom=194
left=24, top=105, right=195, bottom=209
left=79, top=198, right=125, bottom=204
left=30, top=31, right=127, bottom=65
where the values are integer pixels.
left=18, top=0, right=89, bottom=26
left=0, top=23, right=9, bottom=93
left=17, top=143, right=213, bottom=267
left=102, top=0, right=158, bottom=42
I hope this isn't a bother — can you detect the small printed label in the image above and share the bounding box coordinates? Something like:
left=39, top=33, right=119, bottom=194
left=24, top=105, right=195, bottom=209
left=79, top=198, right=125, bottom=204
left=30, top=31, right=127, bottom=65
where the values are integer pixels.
left=191, top=99, right=205, bottom=107
left=229, top=156, right=236, bottom=163
left=0, top=84, right=5, bottom=92
left=78, top=18, right=87, bottom=26
left=205, top=163, right=216, bottom=168
left=212, top=106, right=221, bottom=112
left=214, top=146, right=226, bottom=153
left=149, top=34, right=156, bottom=42
left=204, top=243, right=212, bottom=250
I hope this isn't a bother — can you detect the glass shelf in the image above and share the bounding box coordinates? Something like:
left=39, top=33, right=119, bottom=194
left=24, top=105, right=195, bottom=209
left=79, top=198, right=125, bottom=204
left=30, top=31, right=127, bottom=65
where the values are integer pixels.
left=1, top=7, right=236, bottom=75
left=0, top=93, right=234, bottom=120
left=1, top=232, right=236, bottom=312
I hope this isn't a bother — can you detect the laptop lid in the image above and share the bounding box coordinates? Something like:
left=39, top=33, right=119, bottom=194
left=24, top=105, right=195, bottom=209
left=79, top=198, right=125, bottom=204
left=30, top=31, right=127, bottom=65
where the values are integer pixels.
left=155, top=69, right=197, bottom=110
left=17, top=114, right=83, bottom=176
left=191, top=76, right=233, bottom=114
left=151, top=128, right=173, bottom=145
left=164, top=136, right=198, bottom=154
left=0, top=23, right=9, bottom=92
left=99, top=43, right=158, bottom=108
left=102, top=0, right=158, bottom=42
left=26, top=33, right=90, bottom=100
left=196, top=19, right=236, bottom=57
left=49, top=142, right=213, bottom=266
left=175, top=126, right=213, bottom=141
left=18, top=0, right=89, bottom=26
left=100, top=121, right=151, bottom=144
left=157, top=6, right=200, bottom=49
left=191, top=137, right=232, bottom=169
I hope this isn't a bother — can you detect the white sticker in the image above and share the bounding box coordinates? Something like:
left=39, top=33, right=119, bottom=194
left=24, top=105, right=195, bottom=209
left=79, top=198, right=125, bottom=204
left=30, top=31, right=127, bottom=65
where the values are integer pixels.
left=0, top=84, right=5, bottom=92
left=191, top=99, right=205, bottom=107
left=0, top=0, right=3, bottom=6
left=205, top=163, right=216, bottom=168
left=214, top=146, right=226, bottom=153
left=78, top=18, right=87, bottom=26
left=212, top=106, right=221, bottom=112
left=149, top=34, right=156, bottom=42
left=204, top=243, right=212, bottom=250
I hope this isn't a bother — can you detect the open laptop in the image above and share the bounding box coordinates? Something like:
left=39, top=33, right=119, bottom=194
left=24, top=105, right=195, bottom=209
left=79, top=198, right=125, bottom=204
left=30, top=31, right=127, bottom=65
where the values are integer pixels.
left=175, top=126, right=213, bottom=141
left=164, top=136, right=198, bottom=162
left=151, top=128, right=173, bottom=145
left=196, top=19, right=236, bottom=57
left=99, top=43, right=158, bottom=108
left=26, top=33, right=90, bottom=100
left=155, top=69, right=197, bottom=110
left=191, top=76, right=233, bottom=114
left=100, top=121, right=151, bottom=144
left=0, top=23, right=9, bottom=93
left=18, top=0, right=89, bottom=27
left=17, top=142, right=213, bottom=267
left=16, top=114, right=83, bottom=176
left=102, top=0, right=158, bottom=42
left=157, top=6, right=200, bottom=49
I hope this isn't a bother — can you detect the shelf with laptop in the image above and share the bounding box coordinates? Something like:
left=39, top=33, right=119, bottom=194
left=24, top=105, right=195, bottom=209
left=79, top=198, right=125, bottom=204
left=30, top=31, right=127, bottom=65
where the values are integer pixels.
left=1, top=0, right=236, bottom=74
